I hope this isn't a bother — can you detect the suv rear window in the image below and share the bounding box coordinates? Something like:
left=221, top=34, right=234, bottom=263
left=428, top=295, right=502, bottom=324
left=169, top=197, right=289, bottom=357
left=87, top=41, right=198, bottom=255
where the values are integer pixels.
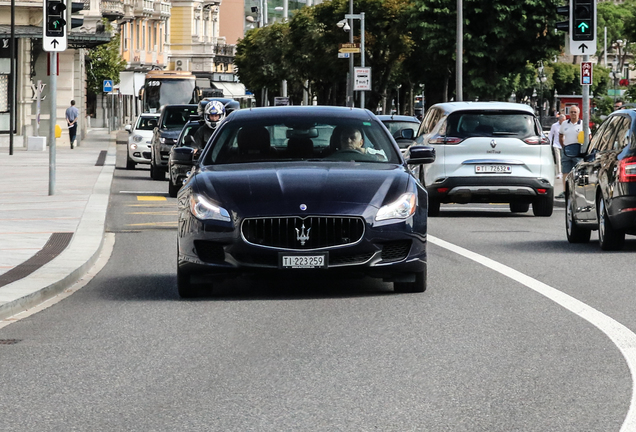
left=161, top=106, right=198, bottom=129
left=447, top=111, right=538, bottom=139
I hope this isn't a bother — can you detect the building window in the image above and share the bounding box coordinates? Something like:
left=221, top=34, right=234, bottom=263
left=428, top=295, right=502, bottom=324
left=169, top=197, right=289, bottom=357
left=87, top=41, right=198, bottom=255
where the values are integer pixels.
left=123, top=23, right=128, bottom=51
left=142, top=23, right=146, bottom=50
left=136, top=21, right=140, bottom=50
left=159, top=27, right=163, bottom=51
left=153, top=26, right=157, bottom=50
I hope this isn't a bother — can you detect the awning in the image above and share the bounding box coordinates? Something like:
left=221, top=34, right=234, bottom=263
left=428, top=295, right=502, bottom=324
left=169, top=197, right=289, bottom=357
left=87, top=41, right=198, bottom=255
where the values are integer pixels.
left=212, top=82, right=246, bottom=98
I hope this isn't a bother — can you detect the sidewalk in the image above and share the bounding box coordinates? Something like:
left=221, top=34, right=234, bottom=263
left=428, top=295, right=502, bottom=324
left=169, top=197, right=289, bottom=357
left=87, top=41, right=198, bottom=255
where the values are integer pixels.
left=0, top=129, right=117, bottom=321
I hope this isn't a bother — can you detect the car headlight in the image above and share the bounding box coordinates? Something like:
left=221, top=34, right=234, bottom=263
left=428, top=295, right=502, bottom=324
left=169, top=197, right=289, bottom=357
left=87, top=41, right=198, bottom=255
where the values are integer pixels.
left=130, top=143, right=138, bottom=150
left=133, top=135, right=143, bottom=143
left=189, top=194, right=231, bottom=222
left=375, top=193, right=417, bottom=221
left=160, top=137, right=166, bottom=144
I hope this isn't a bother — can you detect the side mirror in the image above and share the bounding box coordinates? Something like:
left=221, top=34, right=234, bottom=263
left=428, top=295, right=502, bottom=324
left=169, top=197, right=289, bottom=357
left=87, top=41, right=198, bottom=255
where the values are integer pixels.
left=125, top=124, right=132, bottom=132
left=406, top=145, right=435, bottom=165
left=172, top=147, right=195, bottom=165
left=395, top=128, right=415, bottom=140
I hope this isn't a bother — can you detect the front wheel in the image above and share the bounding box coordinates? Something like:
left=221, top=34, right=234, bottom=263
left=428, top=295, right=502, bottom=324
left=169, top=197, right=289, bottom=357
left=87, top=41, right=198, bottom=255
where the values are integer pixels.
left=150, top=161, right=165, bottom=181
left=565, top=190, right=591, bottom=243
left=168, top=178, right=180, bottom=198
left=394, top=270, right=426, bottom=293
left=597, top=195, right=625, bottom=251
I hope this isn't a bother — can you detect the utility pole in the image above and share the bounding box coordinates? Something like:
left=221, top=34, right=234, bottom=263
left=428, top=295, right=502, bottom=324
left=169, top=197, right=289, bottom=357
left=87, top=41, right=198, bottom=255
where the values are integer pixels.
left=456, top=0, right=463, bottom=101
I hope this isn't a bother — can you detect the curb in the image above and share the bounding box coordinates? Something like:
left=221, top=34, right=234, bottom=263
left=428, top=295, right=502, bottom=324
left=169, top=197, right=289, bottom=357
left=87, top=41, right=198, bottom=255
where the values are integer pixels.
left=0, top=139, right=117, bottom=322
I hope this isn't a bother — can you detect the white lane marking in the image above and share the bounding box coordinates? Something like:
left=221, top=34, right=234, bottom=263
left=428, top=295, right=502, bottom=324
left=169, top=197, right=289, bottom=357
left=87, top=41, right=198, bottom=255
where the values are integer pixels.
left=119, top=191, right=166, bottom=194
left=428, top=235, right=636, bottom=432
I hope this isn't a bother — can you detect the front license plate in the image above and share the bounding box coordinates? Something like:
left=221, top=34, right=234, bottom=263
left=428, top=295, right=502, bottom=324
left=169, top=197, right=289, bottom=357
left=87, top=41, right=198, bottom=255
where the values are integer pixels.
left=475, top=165, right=512, bottom=174
left=280, top=253, right=328, bottom=269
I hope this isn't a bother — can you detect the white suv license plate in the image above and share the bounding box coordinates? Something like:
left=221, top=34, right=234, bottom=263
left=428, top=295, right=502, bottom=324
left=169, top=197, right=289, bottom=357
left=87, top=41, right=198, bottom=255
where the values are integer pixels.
left=280, top=254, right=327, bottom=269
left=475, top=165, right=512, bottom=174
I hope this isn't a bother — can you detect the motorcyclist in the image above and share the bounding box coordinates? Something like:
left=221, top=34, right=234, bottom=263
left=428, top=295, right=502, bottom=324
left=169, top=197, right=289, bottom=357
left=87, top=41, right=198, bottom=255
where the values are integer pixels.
left=191, top=100, right=225, bottom=155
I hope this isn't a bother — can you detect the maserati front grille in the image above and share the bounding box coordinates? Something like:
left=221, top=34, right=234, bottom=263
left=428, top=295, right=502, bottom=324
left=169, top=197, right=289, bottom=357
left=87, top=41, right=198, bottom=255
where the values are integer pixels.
left=241, top=216, right=365, bottom=250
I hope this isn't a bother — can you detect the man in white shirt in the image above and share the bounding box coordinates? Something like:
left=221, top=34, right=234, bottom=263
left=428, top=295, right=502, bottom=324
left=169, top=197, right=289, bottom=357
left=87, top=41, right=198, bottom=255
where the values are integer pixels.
left=558, top=106, right=583, bottom=198
left=547, top=114, right=565, bottom=180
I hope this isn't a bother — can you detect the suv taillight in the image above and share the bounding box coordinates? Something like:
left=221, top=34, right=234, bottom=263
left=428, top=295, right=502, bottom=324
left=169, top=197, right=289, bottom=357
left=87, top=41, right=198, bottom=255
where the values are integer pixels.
left=429, top=135, right=464, bottom=144
left=523, top=136, right=549, bottom=145
left=618, top=156, right=636, bottom=182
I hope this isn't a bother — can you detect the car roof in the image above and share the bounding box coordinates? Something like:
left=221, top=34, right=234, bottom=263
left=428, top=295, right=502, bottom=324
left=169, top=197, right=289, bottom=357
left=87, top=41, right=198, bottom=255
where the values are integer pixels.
left=139, top=113, right=160, bottom=117
left=429, top=101, right=535, bottom=115
left=225, top=106, right=378, bottom=122
left=377, top=115, right=420, bottom=122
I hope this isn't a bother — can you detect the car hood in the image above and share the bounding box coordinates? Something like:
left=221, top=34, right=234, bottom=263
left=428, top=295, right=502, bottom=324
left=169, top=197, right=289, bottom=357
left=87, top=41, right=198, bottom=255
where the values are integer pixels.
left=193, top=162, right=411, bottom=217
left=159, top=129, right=183, bottom=139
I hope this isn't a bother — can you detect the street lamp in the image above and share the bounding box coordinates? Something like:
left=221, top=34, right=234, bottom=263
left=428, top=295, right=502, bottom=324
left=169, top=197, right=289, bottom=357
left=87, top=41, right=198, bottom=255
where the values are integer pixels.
left=536, top=61, right=547, bottom=126
left=341, top=12, right=365, bottom=108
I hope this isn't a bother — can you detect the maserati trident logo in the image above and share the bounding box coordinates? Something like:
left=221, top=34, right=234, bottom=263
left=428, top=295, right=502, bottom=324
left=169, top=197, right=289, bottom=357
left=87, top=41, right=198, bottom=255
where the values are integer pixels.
left=296, top=223, right=311, bottom=246
left=490, top=139, right=497, bottom=148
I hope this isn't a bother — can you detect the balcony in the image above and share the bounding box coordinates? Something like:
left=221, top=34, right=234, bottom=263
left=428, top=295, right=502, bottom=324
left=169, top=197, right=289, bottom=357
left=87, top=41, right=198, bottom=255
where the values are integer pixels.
left=152, top=1, right=170, bottom=19
left=215, top=44, right=235, bottom=56
left=133, top=0, right=154, bottom=16
left=101, top=0, right=124, bottom=20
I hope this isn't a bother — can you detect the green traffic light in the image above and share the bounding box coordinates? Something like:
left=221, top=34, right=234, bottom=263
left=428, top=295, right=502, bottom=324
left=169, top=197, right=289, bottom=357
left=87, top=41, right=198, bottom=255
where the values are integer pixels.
left=578, top=22, right=589, bottom=32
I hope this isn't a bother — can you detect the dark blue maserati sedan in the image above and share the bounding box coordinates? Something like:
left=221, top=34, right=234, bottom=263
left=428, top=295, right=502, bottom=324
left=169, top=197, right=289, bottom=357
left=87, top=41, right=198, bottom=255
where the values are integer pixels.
left=174, top=106, right=435, bottom=297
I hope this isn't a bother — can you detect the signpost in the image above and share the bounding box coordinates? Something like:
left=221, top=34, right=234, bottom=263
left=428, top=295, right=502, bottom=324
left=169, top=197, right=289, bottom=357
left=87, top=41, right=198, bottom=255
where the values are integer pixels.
left=338, top=43, right=360, bottom=54
left=354, top=67, right=371, bottom=91
left=103, top=79, right=113, bottom=92
left=581, top=61, right=593, bottom=85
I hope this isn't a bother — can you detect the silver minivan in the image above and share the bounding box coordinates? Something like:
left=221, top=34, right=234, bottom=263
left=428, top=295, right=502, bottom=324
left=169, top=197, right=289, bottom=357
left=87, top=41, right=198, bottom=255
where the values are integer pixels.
left=415, top=102, right=554, bottom=216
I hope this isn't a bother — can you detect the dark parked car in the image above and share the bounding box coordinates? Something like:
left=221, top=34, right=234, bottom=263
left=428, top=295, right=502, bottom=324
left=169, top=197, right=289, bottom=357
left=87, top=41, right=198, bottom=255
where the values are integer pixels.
left=168, top=118, right=205, bottom=197
left=175, top=106, right=436, bottom=297
left=377, top=114, right=421, bottom=152
left=565, top=109, right=636, bottom=250
left=149, top=104, right=198, bottom=180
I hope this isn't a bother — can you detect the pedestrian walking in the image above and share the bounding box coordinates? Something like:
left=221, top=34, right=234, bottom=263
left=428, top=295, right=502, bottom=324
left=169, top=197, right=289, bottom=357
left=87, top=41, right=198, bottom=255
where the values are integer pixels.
left=65, top=100, right=79, bottom=149
left=558, top=106, right=583, bottom=198
left=547, top=114, right=566, bottom=180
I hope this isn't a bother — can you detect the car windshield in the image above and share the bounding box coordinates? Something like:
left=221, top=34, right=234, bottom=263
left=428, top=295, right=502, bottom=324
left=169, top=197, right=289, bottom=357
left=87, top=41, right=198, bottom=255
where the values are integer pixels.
left=178, top=123, right=203, bottom=146
left=447, top=111, right=538, bottom=138
left=382, top=120, right=419, bottom=138
left=203, top=118, right=400, bottom=165
left=161, top=107, right=198, bottom=130
left=136, top=116, right=158, bottom=131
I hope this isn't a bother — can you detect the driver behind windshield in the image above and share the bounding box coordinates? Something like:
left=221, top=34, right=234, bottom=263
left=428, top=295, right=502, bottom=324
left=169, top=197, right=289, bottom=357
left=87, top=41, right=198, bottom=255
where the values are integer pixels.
left=340, top=126, right=387, bottom=160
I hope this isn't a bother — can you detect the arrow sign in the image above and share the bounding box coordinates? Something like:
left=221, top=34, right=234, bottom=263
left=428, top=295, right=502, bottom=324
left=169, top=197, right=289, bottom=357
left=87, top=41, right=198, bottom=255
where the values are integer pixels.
left=578, top=22, right=590, bottom=32
left=579, top=43, right=589, bottom=53
left=51, top=39, right=59, bottom=48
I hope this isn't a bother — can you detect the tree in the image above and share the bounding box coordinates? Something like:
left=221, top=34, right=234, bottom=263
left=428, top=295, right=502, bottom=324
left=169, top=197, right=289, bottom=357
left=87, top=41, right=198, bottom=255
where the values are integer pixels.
left=406, top=0, right=563, bottom=106
left=86, top=21, right=126, bottom=96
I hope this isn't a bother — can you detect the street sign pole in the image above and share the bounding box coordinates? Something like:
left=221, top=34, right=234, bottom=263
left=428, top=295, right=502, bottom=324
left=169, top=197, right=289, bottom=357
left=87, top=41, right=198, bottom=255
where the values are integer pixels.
left=49, top=52, right=57, bottom=196
left=582, top=55, right=590, bottom=148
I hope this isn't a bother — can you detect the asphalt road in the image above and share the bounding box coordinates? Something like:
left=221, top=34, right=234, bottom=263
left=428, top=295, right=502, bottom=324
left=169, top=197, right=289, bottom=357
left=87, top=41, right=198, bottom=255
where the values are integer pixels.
left=0, top=145, right=632, bottom=431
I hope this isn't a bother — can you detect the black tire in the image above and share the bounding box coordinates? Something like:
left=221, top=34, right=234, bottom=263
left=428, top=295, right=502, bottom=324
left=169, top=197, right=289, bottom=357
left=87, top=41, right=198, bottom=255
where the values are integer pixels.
left=532, top=191, right=554, bottom=217
left=565, top=189, right=591, bottom=243
left=177, top=266, right=197, bottom=298
left=510, top=202, right=530, bottom=213
left=394, top=270, right=426, bottom=293
left=125, top=154, right=136, bottom=170
left=597, top=194, right=625, bottom=251
left=150, top=161, right=165, bottom=181
left=428, top=198, right=441, bottom=217
left=168, top=178, right=180, bottom=198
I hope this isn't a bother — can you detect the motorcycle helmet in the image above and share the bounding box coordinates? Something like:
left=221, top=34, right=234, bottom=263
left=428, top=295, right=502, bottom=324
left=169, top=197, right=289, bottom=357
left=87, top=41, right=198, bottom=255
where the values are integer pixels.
left=204, top=100, right=226, bottom=129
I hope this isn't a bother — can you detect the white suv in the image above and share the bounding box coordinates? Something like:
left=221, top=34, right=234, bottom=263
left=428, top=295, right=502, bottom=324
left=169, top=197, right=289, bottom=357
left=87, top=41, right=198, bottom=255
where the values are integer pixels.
left=415, top=102, right=554, bottom=216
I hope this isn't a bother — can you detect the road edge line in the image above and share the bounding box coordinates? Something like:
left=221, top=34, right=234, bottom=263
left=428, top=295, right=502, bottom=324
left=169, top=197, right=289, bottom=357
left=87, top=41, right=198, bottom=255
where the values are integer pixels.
left=428, top=235, right=636, bottom=432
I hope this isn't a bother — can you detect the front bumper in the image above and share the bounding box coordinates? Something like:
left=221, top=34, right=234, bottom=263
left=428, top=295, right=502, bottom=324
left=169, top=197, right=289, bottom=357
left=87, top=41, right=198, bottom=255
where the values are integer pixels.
left=427, top=176, right=553, bottom=204
left=129, top=142, right=152, bottom=164
left=177, top=213, right=428, bottom=282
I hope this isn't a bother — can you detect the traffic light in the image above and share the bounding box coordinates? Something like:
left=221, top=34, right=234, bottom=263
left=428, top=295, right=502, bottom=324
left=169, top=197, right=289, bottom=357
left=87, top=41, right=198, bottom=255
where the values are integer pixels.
left=572, top=0, right=595, bottom=41
left=45, top=0, right=67, bottom=37
left=68, top=1, right=85, bottom=29
left=555, top=3, right=569, bottom=33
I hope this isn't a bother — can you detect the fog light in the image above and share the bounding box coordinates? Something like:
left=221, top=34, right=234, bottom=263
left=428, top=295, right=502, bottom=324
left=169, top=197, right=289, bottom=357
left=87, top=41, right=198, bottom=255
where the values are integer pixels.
left=133, top=152, right=141, bottom=157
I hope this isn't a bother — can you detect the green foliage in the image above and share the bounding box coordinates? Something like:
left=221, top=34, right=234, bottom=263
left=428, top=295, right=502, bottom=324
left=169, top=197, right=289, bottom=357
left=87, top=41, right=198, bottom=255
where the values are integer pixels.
left=86, top=21, right=126, bottom=96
